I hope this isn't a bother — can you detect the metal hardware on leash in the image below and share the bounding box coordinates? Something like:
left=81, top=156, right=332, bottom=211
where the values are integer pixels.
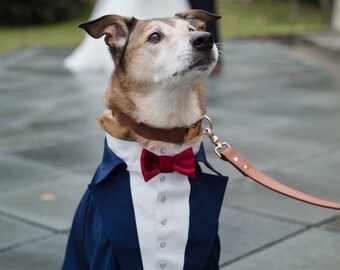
left=203, top=115, right=230, bottom=159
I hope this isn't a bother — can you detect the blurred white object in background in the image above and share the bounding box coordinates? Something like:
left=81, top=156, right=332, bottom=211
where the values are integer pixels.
left=64, top=0, right=190, bottom=73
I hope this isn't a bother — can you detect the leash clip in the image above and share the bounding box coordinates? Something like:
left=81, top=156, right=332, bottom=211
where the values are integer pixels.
left=203, top=115, right=230, bottom=159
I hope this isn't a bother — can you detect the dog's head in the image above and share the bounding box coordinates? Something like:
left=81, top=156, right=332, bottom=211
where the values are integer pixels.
left=79, top=10, right=221, bottom=145
left=79, top=9, right=220, bottom=87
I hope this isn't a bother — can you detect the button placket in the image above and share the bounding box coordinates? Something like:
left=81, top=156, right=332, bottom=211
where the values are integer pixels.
left=156, top=172, right=171, bottom=270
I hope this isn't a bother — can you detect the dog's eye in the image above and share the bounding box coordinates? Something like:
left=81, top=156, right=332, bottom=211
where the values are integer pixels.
left=148, top=32, right=162, bottom=43
left=188, top=27, right=195, bottom=32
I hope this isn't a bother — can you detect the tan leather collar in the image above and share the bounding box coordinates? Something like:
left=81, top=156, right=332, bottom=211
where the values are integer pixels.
left=113, top=111, right=203, bottom=144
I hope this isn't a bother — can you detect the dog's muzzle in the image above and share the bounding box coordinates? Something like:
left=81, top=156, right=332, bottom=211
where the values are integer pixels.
left=188, top=32, right=217, bottom=71
left=190, top=33, right=214, bottom=52
left=173, top=32, right=217, bottom=77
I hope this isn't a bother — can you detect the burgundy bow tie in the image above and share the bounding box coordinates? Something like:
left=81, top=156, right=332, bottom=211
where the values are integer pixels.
left=140, top=148, right=196, bottom=182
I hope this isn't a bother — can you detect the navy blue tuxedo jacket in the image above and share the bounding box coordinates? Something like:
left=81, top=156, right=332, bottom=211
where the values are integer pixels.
left=62, top=140, right=228, bottom=270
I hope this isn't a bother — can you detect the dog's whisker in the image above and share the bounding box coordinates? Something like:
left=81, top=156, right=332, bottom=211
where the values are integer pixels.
left=217, top=50, right=225, bottom=56
left=217, top=51, right=225, bottom=60
left=218, top=55, right=225, bottom=61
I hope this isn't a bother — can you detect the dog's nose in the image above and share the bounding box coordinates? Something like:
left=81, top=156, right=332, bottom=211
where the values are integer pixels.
left=190, top=33, right=214, bottom=52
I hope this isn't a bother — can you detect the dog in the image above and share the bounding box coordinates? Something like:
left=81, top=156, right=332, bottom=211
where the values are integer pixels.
left=62, top=10, right=228, bottom=270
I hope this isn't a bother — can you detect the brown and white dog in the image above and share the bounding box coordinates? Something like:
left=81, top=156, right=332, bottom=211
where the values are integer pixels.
left=62, top=10, right=228, bottom=270
left=80, top=9, right=220, bottom=148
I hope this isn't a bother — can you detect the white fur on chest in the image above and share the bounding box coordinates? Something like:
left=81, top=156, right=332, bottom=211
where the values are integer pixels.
left=133, top=85, right=203, bottom=128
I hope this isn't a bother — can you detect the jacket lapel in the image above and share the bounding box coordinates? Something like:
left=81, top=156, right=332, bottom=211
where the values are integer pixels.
left=183, top=145, right=229, bottom=269
left=89, top=140, right=144, bottom=270
left=184, top=172, right=228, bottom=269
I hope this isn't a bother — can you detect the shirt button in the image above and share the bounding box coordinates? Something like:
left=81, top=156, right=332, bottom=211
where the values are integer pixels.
left=160, top=262, right=167, bottom=268
left=160, top=175, right=166, bottom=182
left=160, top=195, right=167, bottom=203
left=160, top=148, right=166, bottom=154
left=161, top=218, right=167, bottom=225
left=160, top=241, right=166, bottom=248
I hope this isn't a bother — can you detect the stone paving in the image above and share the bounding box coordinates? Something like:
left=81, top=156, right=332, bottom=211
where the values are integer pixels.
left=0, top=41, right=340, bottom=269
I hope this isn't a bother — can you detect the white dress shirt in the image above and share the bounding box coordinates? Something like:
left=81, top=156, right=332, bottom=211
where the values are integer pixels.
left=106, top=133, right=201, bottom=270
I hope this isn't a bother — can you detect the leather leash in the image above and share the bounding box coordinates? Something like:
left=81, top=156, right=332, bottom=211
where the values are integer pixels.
left=203, top=116, right=340, bottom=210
left=113, top=111, right=340, bottom=210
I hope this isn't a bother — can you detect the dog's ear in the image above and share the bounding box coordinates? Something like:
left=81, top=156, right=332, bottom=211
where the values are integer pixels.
left=79, top=15, right=135, bottom=47
left=176, top=9, right=221, bottom=31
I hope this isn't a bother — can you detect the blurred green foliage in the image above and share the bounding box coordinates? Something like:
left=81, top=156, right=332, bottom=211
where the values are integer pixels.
left=219, top=1, right=326, bottom=39
left=0, top=1, right=327, bottom=56
left=0, top=0, right=93, bottom=25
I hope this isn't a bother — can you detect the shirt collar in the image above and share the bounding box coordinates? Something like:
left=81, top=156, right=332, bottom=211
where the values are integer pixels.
left=92, top=133, right=215, bottom=185
left=106, top=133, right=202, bottom=171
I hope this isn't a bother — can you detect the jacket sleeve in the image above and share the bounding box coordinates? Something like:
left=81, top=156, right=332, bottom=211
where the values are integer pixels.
left=62, top=189, right=121, bottom=270
left=61, top=190, right=92, bottom=270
